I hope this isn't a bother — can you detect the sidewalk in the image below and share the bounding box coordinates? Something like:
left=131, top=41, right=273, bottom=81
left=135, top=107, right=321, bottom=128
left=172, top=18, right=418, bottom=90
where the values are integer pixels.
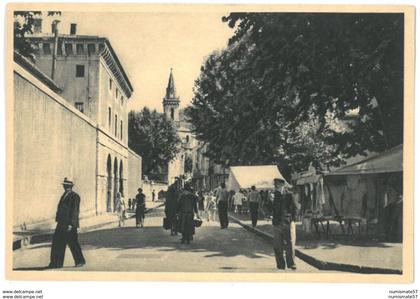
left=228, top=211, right=402, bottom=274
left=13, top=200, right=164, bottom=251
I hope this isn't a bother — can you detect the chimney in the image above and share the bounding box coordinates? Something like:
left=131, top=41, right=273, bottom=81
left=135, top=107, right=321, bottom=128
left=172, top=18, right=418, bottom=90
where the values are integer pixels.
left=70, top=23, right=77, bottom=35
left=51, top=20, right=61, bottom=80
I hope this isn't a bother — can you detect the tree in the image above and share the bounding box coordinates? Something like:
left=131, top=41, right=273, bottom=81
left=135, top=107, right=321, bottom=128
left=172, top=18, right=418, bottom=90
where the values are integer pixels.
left=186, top=13, right=403, bottom=175
left=14, top=11, right=61, bottom=60
left=128, top=108, right=181, bottom=175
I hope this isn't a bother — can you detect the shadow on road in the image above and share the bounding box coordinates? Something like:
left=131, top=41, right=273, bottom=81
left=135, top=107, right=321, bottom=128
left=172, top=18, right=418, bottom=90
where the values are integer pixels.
left=21, top=223, right=274, bottom=261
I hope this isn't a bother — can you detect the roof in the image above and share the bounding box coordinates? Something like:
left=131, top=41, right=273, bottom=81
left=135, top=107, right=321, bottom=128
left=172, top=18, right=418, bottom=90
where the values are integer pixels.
left=326, top=144, right=403, bottom=176
left=227, top=165, right=290, bottom=191
left=14, top=51, right=62, bottom=93
left=27, top=34, right=133, bottom=98
left=165, top=68, right=178, bottom=99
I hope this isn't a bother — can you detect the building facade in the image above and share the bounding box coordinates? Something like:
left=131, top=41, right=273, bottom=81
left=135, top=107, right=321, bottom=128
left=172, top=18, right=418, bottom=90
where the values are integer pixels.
left=13, top=15, right=142, bottom=229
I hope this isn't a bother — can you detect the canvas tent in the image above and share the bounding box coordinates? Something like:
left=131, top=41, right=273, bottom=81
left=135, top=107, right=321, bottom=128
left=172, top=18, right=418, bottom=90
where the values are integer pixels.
left=325, top=144, right=402, bottom=176
left=226, top=165, right=290, bottom=191
left=323, top=145, right=403, bottom=240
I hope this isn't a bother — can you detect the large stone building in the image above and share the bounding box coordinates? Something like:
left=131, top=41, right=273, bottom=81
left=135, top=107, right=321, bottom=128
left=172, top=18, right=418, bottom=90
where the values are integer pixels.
left=13, top=15, right=142, bottom=229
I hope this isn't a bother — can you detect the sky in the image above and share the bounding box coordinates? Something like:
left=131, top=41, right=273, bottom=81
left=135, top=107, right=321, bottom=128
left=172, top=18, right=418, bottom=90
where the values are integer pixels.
left=53, top=11, right=234, bottom=112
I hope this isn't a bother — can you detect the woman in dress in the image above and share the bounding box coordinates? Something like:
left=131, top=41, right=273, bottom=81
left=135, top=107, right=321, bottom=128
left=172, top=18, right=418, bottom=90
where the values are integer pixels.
left=116, top=192, right=126, bottom=227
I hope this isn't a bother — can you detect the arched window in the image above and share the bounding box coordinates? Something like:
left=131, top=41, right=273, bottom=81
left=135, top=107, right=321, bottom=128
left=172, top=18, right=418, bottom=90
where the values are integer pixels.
left=106, top=155, right=112, bottom=212
left=119, top=160, right=124, bottom=196
left=114, top=114, right=118, bottom=136
left=108, top=107, right=112, bottom=130
left=120, top=120, right=123, bottom=140
left=186, top=135, right=189, bottom=143
left=170, top=108, right=174, bottom=120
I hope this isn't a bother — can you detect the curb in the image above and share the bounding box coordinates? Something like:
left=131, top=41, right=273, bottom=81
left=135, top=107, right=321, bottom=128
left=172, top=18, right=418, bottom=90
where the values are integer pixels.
left=228, top=214, right=402, bottom=275
left=13, top=203, right=164, bottom=251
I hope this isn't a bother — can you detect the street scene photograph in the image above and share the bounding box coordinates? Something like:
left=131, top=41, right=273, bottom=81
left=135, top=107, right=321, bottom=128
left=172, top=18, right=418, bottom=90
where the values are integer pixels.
left=8, top=5, right=412, bottom=280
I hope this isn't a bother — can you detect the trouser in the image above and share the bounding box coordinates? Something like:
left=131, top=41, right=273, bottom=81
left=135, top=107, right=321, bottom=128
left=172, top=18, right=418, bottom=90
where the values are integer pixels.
left=136, top=208, right=145, bottom=226
left=207, top=209, right=216, bottom=221
left=50, top=224, right=85, bottom=267
left=249, top=202, right=259, bottom=227
left=273, top=222, right=296, bottom=269
left=218, top=201, right=229, bottom=228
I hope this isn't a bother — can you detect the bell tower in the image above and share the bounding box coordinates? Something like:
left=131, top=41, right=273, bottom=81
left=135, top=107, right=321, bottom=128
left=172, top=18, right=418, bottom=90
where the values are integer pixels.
left=163, top=68, right=180, bottom=123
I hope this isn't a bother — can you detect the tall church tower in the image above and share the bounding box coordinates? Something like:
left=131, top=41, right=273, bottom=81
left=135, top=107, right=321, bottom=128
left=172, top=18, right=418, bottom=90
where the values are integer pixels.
left=163, top=68, right=180, bottom=123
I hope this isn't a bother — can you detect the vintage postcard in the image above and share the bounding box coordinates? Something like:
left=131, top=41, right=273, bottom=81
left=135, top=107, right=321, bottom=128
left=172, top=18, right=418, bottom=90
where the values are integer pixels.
left=6, top=3, right=415, bottom=283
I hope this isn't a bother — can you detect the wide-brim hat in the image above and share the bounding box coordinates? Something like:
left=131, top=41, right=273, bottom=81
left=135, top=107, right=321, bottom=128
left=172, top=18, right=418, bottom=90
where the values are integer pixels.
left=62, top=177, right=74, bottom=186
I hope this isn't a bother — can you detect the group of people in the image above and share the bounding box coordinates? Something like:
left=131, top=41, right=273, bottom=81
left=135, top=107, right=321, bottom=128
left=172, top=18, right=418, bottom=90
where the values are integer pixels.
left=171, top=179, right=298, bottom=271
left=48, top=176, right=297, bottom=271
left=164, top=181, right=200, bottom=244
left=48, top=179, right=149, bottom=269
left=115, top=188, right=146, bottom=228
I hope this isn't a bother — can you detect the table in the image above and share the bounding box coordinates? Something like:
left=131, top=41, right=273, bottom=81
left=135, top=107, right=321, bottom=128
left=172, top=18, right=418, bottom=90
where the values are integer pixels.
left=311, top=216, right=346, bottom=238
left=312, top=216, right=364, bottom=238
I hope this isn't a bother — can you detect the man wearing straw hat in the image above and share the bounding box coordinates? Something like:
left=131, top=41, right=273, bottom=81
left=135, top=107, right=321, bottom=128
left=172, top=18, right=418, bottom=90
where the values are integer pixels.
left=272, top=178, right=297, bottom=270
left=48, top=178, right=86, bottom=269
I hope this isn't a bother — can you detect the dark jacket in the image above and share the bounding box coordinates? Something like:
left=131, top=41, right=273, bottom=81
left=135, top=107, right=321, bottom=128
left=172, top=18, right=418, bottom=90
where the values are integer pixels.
left=135, top=193, right=146, bottom=211
left=55, top=190, right=80, bottom=228
left=178, top=191, right=198, bottom=214
left=165, top=187, right=178, bottom=217
left=272, top=191, right=297, bottom=226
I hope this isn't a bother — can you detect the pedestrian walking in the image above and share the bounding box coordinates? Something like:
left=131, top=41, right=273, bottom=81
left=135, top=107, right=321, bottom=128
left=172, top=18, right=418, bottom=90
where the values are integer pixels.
left=135, top=188, right=146, bottom=228
left=233, top=190, right=246, bottom=214
left=248, top=186, right=261, bottom=227
left=205, top=193, right=217, bottom=221
left=197, top=191, right=205, bottom=217
left=116, top=192, right=126, bottom=227
left=48, top=178, right=86, bottom=269
left=272, top=179, right=297, bottom=270
left=216, top=182, right=230, bottom=229
left=177, top=182, right=200, bottom=244
left=165, top=184, right=179, bottom=235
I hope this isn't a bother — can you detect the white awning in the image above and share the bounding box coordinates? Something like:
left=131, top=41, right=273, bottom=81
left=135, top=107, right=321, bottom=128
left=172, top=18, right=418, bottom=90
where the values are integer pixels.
left=227, top=165, right=290, bottom=191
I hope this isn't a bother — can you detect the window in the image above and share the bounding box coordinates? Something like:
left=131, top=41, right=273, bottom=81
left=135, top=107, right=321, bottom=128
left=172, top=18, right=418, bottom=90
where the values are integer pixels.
left=75, top=65, right=85, bottom=77
left=170, top=108, right=174, bottom=120
left=65, top=43, right=73, bottom=55
left=116, top=88, right=119, bottom=99
left=57, top=41, right=63, bottom=55
left=76, top=44, right=84, bottom=55
left=109, top=79, right=112, bottom=90
left=186, top=135, right=189, bottom=143
left=114, top=115, right=118, bottom=136
left=75, top=102, right=84, bottom=113
left=88, top=43, right=96, bottom=56
left=108, top=107, right=112, bottom=130
left=98, top=44, right=104, bottom=53
left=120, top=96, right=124, bottom=106
left=70, top=23, right=77, bottom=35
left=42, top=43, right=51, bottom=55
left=120, top=120, right=123, bottom=140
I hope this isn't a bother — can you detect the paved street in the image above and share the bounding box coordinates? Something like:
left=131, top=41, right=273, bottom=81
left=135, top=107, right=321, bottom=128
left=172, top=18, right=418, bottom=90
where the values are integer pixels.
left=13, top=207, right=317, bottom=273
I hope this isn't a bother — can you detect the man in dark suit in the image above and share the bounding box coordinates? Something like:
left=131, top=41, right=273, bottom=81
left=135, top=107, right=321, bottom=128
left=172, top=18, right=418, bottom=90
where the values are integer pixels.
left=48, top=178, right=86, bottom=269
left=272, top=178, right=297, bottom=270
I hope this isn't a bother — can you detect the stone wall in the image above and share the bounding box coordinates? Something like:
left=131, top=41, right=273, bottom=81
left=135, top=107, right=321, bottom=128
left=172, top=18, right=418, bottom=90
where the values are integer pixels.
left=127, top=149, right=142, bottom=200
left=13, top=64, right=98, bottom=228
